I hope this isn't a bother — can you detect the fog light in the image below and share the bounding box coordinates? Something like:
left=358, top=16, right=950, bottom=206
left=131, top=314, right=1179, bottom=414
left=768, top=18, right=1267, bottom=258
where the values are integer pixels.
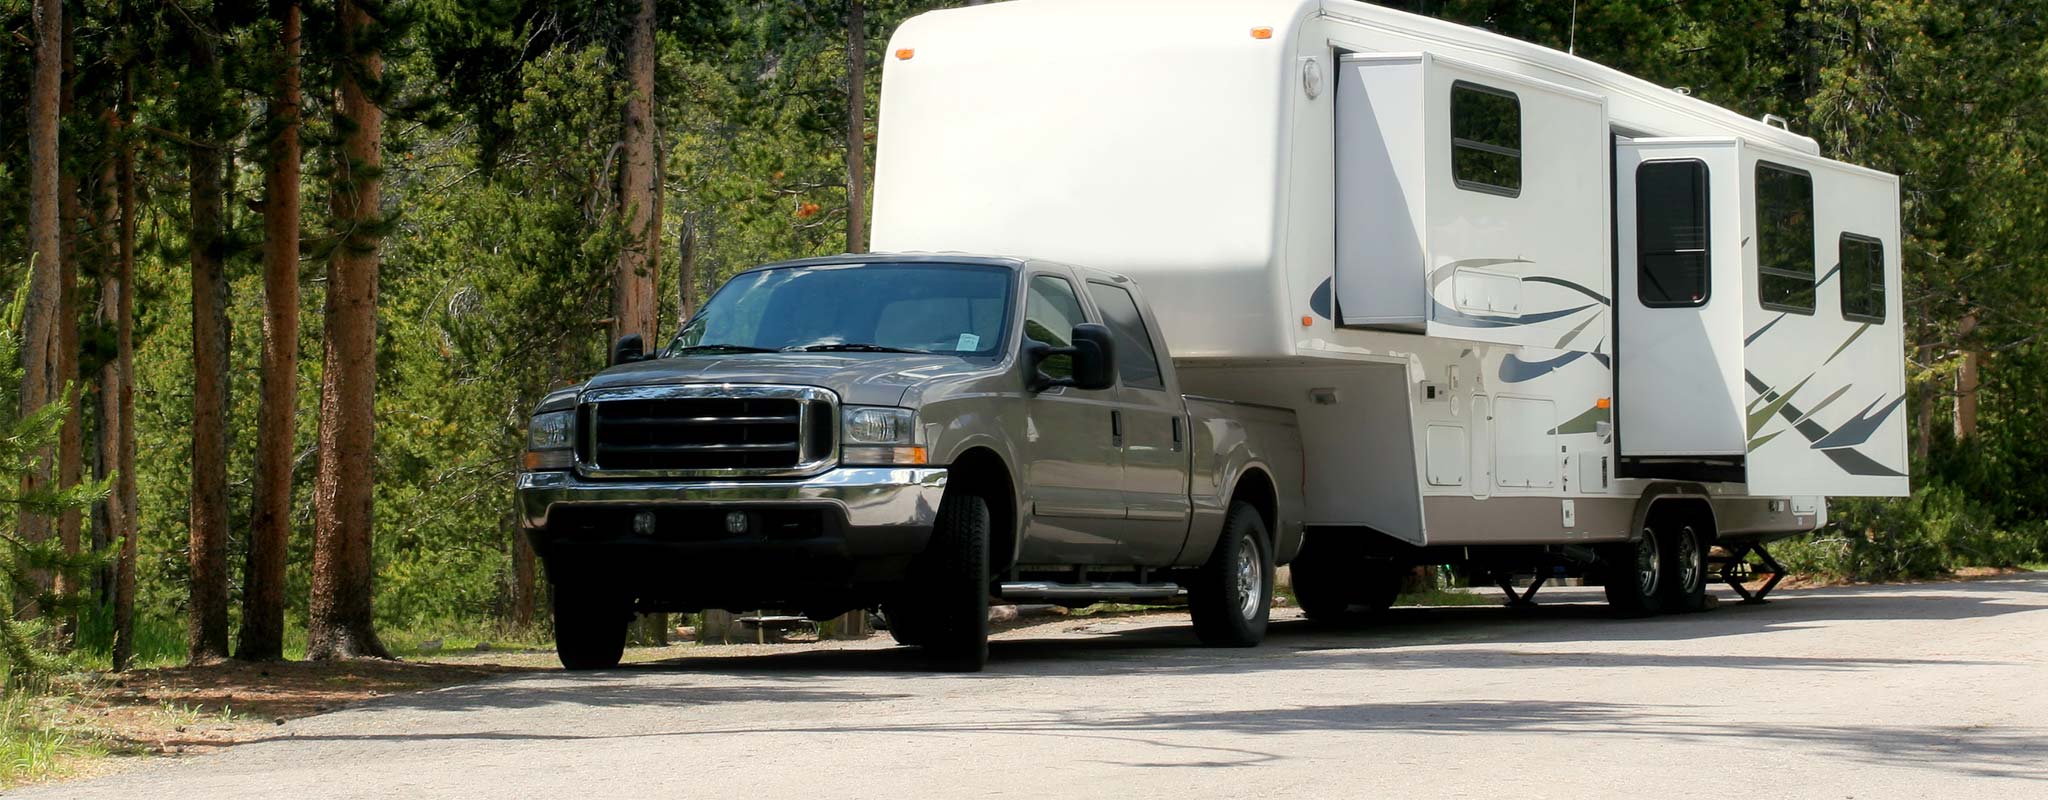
left=725, top=511, right=750, bottom=534
left=633, top=511, right=657, bottom=536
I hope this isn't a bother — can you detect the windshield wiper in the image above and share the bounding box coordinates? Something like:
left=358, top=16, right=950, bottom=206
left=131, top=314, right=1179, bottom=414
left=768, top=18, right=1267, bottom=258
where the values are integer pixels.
left=671, top=343, right=779, bottom=354
left=794, top=343, right=928, bottom=354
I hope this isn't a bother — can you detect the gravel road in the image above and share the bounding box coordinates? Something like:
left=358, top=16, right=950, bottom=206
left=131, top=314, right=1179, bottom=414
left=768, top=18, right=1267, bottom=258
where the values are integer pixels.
left=23, top=575, right=2048, bottom=799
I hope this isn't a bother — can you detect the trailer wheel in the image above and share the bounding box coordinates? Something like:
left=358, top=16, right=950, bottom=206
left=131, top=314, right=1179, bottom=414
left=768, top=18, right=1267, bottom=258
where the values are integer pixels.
left=1658, top=524, right=1709, bottom=613
left=1600, top=529, right=1667, bottom=618
left=880, top=602, right=927, bottom=647
left=553, top=580, right=631, bottom=671
left=912, top=491, right=991, bottom=671
left=1190, top=502, right=1274, bottom=647
left=1290, top=532, right=1401, bottom=624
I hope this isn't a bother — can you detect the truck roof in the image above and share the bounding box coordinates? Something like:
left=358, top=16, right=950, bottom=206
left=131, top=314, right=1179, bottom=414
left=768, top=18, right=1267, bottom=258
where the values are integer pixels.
left=750, top=252, right=1133, bottom=285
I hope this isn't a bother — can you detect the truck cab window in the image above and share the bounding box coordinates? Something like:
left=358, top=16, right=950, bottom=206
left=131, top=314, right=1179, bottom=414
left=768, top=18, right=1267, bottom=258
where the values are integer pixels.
left=1840, top=233, right=1886, bottom=323
left=1024, top=275, right=1087, bottom=379
left=1086, top=282, right=1166, bottom=390
left=1451, top=81, right=1521, bottom=197
left=1756, top=162, right=1815, bottom=314
left=1636, top=159, right=1710, bottom=307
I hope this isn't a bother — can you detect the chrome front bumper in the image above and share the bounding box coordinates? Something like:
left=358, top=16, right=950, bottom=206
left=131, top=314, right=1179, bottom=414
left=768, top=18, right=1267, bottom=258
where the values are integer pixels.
left=517, top=466, right=948, bottom=536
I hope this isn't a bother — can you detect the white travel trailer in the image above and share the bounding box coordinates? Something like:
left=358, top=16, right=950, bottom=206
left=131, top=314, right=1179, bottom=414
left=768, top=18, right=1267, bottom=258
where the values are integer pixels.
left=870, top=0, right=1907, bottom=613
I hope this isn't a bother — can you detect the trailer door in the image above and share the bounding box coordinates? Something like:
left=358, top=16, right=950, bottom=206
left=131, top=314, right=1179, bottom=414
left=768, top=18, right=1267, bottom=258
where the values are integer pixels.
left=1615, top=138, right=1748, bottom=469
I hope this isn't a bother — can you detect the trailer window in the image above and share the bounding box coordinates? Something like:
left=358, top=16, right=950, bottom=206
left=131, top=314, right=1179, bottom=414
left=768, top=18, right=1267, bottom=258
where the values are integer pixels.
left=1756, top=162, right=1815, bottom=314
left=1839, top=233, right=1886, bottom=323
left=1024, top=275, right=1087, bottom=380
left=1636, top=159, right=1711, bottom=307
left=1450, top=82, right=1521, bottom=197
left=1085, top=282, right=1165, bottom=391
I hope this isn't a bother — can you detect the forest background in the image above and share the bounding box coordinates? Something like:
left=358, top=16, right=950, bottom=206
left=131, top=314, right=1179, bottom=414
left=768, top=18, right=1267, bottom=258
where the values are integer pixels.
left=1, top=0, right=2044, bottom=680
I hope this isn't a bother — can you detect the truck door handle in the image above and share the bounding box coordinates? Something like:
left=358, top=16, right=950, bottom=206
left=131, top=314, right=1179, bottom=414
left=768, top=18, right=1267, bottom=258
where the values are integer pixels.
left=1111, top=409, right=1123, bottom=448
left=1171, top=416, right=1184, bottom=452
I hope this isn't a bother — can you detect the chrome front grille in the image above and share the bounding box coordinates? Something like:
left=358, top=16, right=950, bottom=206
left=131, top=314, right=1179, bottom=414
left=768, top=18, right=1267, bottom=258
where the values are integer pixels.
left=576, top=385, right=837, bottom=479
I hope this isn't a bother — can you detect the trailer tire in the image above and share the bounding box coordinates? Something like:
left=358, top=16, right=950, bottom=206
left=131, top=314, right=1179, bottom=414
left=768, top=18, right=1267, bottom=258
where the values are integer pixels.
left=880, top=602, right=927, bottom=647
left=1600, top=529, right=1667, bottom=618
left=1190, top=502, right=1274, bottom=647
left=552, top=580, right=631, bottom=671
left=1659, top=523, right=1709, bottom=613
left=912, top=491, right=991, bottom=671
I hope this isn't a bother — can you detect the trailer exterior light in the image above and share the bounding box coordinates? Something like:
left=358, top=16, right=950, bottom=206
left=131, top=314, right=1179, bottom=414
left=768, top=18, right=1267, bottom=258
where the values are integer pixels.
left=1597, top=397, right=1612, bottom=410
left=1251, top=27, right=1273, bottom=40
left=895, top=48, right=915, bottom=60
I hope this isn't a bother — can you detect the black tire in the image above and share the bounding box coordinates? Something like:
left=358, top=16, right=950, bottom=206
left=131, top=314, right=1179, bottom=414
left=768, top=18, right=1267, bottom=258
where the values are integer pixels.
left=880, top=602, right=927, bottom=647
left=912, top=491, right=991, bottom=671
left=1290, top=532, right=1402, bottom=625
left=553, top=580, right=631, bottom=671
left=1189, top=502, right=1274, bottom=647
left=1658, top=523, right=1709, bottom=613
left=1600, top=528, right=1667, bottom=618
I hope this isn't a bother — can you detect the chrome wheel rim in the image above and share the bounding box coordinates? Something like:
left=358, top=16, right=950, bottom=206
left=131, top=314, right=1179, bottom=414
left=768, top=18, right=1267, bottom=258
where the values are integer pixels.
left=1636, top=529, right=1661, bottom=597
left=1235, top=534, right=1262, bottom=620
left=1676, top=526, right=1702, bottom=592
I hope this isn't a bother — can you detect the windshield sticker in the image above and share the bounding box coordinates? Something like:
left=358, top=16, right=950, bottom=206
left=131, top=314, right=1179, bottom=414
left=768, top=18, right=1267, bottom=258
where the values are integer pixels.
left=956, top=333, right=981, bottom=351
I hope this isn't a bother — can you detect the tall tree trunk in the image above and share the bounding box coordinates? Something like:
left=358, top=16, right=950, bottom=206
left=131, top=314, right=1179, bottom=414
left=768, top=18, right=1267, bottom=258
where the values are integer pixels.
left=92, top=119, right=118, bottom=606
left=613, top=0, right=659, bottom=346
left=187, top=13, right=233, bottom=663
left=18, top=0, right=64, bottom=622
left=1911, top=341, right=1934, bottom=464
left=509, top=512, right=535, bottom=630
left=240, top=0, right=303, bottom=662
left=53, top=10, right=83, bottom=644
left=845, top=0, right=867, bottom=254
left=1953, top=312, right=1979, bottom=442
left=676, top=213, right=698, bottom=319
left=110, top=55, right=140, bottom=672
left=309, top=0, right=391, bottom=660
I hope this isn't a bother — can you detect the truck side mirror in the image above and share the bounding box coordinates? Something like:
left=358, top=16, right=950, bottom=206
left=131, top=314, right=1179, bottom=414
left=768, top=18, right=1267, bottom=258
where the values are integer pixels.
left=1067, top=324, right=1117, bottom=391
left=1027, top=323, right=1117, bottom=392
left=610, top=333, right=646, bottom=366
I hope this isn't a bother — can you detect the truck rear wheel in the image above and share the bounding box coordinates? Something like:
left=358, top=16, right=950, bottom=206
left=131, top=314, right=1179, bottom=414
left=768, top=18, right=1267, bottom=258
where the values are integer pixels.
left=553, top=580, right=631, bottom=671
left=1600, top=529, right=1667, bottom=618
left=1189, top=502, right=1273, bottom=647
left=912, top=491, right=991, bottom=671
left=880, top=602, right=928, bottom=647
left=1290, top=532, right=1403, bottom=624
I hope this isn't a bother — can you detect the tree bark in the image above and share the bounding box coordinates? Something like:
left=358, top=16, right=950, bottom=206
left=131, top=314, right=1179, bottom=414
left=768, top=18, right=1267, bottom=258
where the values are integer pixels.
left=845, top=0, right=867, bottom=254
left=1911, top=341, right=1934, bottom=464
left=1953, top=312, right=1979, bottom=442
left=613, top=0, right=660, bottom=346
left=240, top=0, right=303, bottom=663
left=110, top=55, right=139, bottom=672
left=510, top=513, right=536, bottom=630
left=309, top=0, right=392, bottom=660
left=676, top=213, right=698, bottom=319
left=54, top=10, right=83, bottom=644
left=17, top=0, right=64, bottom=622
left=187, top=11, right=233, bottom=663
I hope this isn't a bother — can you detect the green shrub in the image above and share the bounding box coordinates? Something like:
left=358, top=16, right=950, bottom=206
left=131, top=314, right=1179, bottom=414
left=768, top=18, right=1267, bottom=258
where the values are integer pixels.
left=1775, top=483, right=2044, bottom=582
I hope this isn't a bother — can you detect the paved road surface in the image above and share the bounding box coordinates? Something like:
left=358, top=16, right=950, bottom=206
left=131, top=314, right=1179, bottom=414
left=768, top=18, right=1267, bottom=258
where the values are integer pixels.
left=24, top=576, right=2048, bottom=799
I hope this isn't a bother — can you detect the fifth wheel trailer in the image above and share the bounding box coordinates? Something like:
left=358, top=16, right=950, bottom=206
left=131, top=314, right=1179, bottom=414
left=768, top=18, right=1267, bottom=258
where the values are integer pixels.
left=869, top=0, right=1907, bottom=615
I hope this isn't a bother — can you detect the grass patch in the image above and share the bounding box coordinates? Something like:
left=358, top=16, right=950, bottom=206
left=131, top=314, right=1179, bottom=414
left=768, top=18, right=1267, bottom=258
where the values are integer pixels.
left=0, top=691, right=110, bottom=788
left=1395, top=587, right=1500, bottom=607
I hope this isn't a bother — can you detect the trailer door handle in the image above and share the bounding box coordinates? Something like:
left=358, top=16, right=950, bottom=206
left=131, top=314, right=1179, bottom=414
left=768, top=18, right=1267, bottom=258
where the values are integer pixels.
left=1111, top=409, right=1123, bottom=448
left=1171, top=416, right=1184, bottom=452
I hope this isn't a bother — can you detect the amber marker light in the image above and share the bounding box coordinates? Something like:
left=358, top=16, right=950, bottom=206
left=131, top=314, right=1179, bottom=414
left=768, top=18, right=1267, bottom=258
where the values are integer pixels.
left=1301, top=315, right=1314, bottom=327
left=1251, top=27, right=1273, bottom=39
left=896, top=48, right=915, bottom=60
left=1596, top=397, right=1612, bottom=410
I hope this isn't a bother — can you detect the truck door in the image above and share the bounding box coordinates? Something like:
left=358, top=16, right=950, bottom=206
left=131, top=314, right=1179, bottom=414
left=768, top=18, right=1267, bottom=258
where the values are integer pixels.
left=1085, top=279, right=1191, bottom=565
left=1614, top=137, right=1747, bottom=471
left=1016, top=272, right=1128, bottom=565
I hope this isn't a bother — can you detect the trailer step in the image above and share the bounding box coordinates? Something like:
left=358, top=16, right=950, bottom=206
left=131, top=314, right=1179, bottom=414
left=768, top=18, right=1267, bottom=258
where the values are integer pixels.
left=996, top=582, right=1184, bottom=603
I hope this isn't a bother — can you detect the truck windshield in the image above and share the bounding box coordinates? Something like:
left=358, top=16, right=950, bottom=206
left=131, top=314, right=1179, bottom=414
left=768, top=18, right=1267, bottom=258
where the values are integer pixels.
left=667, top=262, right=1013, bottom=358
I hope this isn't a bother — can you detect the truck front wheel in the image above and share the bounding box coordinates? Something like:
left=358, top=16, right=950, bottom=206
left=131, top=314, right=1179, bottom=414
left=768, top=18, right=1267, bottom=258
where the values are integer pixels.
left=553, top=579, right=631, bottom=671
left=911, top=491, right=991, bottom=671
left=1189, top=502, right=1274, bottom=647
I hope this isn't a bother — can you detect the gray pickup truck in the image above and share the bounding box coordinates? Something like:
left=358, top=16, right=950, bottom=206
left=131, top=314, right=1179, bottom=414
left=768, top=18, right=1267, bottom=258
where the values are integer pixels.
left=517, top=254, right=1302, bottom=671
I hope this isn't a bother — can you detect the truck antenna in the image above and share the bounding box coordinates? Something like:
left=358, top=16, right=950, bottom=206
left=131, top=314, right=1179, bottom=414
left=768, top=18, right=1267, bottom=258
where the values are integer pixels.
left=1568, top=0, right=1579, bottom=55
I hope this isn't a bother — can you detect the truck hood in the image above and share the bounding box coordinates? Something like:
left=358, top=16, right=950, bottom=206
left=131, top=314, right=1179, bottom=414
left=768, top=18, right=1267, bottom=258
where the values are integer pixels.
left=581, top=352, right=988, bottom=407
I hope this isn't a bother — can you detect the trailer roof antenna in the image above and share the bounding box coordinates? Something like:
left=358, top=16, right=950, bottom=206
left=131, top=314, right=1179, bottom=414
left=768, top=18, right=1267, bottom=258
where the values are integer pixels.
left=1568, top=0, right=1579, bottom=56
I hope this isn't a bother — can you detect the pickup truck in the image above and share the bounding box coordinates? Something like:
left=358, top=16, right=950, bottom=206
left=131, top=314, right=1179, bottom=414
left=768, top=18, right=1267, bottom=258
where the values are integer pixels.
left=516, top=254, right=1303, bottom=671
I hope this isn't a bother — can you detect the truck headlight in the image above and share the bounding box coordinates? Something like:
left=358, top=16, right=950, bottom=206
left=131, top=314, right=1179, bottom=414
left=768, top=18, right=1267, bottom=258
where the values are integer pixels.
left=523, top=409, right=575, bottom=470
left=841, top=406, right=926, bottom=465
